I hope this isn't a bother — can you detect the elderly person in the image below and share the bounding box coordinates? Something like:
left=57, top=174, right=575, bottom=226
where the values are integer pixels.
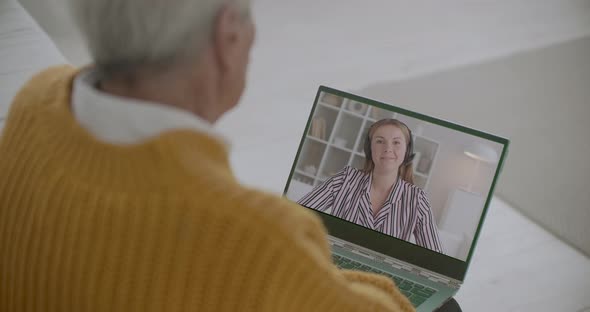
left=0, top=0, right=415, bottom=311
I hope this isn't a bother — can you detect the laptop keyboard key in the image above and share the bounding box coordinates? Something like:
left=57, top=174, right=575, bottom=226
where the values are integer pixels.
left=401, top=290, right=413, bottom=298
left=331, top=253, right=437, bottom=305
left=410, top=288, right=431, bottom=298
left=410, top=295, right=428, bottom=306
left=399, top=282, right=413, bottom=291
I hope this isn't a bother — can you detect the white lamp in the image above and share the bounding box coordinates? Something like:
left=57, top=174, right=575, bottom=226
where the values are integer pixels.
left=463, top=143, right=499, bottom=193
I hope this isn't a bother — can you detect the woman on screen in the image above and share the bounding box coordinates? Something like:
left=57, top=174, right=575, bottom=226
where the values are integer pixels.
left=298, top=118, right=444, bottom=253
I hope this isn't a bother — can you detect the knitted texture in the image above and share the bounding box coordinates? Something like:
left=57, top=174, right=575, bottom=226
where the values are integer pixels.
left=0, top=66, right=414, bottom=312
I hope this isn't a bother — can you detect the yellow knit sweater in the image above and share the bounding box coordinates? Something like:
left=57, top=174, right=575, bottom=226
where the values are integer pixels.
left=0, top=66, right=414, bottom=312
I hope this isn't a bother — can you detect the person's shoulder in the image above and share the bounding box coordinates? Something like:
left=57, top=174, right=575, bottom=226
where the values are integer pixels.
left=34, top=65, right=78, bottom=80
left=11, top=65, right=79, bottom=111
left=235, top=185, right=319, bottom=217
left=344, top=165, right=357, bottom=174
left=342, top=165, right=368, bottom=177
left=399, top=179, right=425, bottom=195
left=232, top=186, right=331, bottom=249
left=20, top=65, right=78, bottom=92
left=181, top=181, right=326, bottom=239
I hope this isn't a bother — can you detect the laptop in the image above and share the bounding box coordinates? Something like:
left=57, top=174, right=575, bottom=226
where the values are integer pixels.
left=283, top=86, right=509, bottom=311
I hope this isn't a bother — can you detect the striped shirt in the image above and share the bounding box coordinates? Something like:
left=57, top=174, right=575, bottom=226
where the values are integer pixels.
left=298, top=166, right=444, bottom=253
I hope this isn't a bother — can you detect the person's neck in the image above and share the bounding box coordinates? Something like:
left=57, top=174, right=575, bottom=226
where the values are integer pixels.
left=98, top=64, right=220, bottom=123
left=371, top=169, right=398, bottom=193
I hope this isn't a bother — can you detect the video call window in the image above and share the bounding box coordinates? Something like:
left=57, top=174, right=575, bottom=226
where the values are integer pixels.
left=285, top=90, right=504, bottom=261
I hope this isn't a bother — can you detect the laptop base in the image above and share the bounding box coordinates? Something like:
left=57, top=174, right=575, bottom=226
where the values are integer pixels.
left=329, top=236, right=459, bottom=312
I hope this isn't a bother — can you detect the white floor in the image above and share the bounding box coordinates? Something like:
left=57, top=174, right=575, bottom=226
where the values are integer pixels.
left=3, top=0, right=590, bottom=311
left=456, top=198, right=590, bottom=311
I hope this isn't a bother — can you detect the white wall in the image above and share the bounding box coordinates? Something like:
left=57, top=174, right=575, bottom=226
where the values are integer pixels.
left=359, top=36, right=590, bottom=256
left=393, top=113, right=503, bottom=223
left=0, top=0, right=65, bottom=121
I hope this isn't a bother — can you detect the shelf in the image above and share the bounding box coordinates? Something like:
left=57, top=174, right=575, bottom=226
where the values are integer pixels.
left=295, top=169, right=317, bottom=179
left=332, top=112, right=363, bottom=151
left=319, top=92, right=344, bottom=108
left=308, top=105, right=338, bottom=142
left=330, top=143, right=354, bottom=153
left=307, top=135, right=357, bottom=154
left=342, top=109, right=366, bottom=119
left=320, top=147, right=350, bottom=179
left=344, top=99, right=370, bottom=116
left=306, top=135, right=329, bottom=145
left=316, top=176, right=328, bottom=183
left=296, top=139, right=327, bottom=175
left=368, top=106, right=397, bottom=121
left=414, top=170, right=428, bottom=178
left=318, top=101, right=341, bottom=112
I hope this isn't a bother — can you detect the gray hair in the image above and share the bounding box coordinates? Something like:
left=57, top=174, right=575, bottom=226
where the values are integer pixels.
left=68, top=0, right=251, bottom=75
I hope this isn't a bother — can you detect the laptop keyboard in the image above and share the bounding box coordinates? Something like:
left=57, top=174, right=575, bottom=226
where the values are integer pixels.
left=332, top=254, right=437, bottom=307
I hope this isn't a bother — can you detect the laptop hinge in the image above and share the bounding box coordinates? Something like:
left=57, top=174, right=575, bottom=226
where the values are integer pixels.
left=330, top=237, right=461, bottom=289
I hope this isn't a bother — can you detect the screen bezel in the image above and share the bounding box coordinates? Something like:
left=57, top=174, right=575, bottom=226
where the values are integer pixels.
left=283, top=85, right=510, bottom=281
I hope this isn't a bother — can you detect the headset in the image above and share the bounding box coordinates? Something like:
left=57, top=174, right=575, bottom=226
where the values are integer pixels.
left=363, top=119, right=415, bottom=167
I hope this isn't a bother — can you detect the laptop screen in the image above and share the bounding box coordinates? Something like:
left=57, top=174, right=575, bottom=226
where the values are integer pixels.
left=283, top=86, right=509, bottom=281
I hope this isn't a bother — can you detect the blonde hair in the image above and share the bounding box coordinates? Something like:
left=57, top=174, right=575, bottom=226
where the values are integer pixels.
left=363, top=119, right=415, bottom=184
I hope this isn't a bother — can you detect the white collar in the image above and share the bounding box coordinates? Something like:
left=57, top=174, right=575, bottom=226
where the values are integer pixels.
left=72, top=69, right=229, bottom=148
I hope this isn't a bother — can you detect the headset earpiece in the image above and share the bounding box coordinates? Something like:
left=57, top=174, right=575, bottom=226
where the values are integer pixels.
left=403, top=125, right=415, bottom=166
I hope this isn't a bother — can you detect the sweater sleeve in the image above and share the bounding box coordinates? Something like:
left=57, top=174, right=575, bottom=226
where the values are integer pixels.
left=221, top=189, right=416, bottom=312
left=340, top=270, right=416, bottom=310
left=297, top=166, right=348, bottom=212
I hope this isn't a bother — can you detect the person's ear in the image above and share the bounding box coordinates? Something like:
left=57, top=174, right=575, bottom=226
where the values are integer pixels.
left=212, top=4, right=249, bottom=74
